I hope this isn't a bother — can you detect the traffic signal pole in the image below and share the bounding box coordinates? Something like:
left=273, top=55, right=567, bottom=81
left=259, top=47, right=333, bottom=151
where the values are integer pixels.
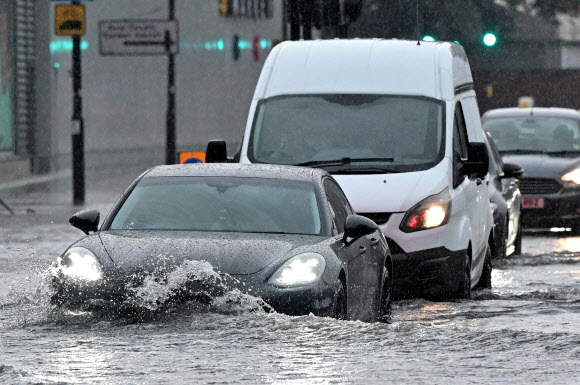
left=71, top=1, right=85, bottom=205
left=165, top=0, right=177, bottom=165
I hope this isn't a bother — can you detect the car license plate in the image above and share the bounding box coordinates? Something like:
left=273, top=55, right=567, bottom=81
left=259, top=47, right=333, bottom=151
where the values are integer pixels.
left=522, top=197, right=544, bottom=209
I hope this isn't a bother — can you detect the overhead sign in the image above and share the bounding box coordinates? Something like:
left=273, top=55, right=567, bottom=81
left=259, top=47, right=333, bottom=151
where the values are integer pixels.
left=55, top=4, right=85, bottom=36
left=99, top=19, right=179, bottom=56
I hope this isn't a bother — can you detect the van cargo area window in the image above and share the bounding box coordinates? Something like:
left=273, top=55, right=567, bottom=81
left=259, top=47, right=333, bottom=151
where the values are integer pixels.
left=249, top=94, right=445, bottom=173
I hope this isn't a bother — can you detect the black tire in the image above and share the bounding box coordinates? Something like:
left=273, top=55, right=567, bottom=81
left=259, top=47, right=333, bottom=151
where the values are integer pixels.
left=454, top=251, right=472, bottom=299
left=379, top=266, right=392, bottom=323
left=475, top=246, right=492, bottom=290
left=514, top=221, right=523, bottom=255
left=332, top=280, right=347, bottom=320
left=495, top=218, right=508, bottom=260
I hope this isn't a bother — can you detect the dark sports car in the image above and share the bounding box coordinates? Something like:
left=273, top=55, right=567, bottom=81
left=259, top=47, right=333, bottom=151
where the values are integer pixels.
left=483, top=108, right=580, bottom=233
left=52, top=164, right=393, bottom=322
left=485, top=133, right=523, bottom=259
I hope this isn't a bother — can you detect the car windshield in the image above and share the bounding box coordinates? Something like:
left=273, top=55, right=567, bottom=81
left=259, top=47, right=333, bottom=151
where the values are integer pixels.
left=483, top=117, right=580, bottom=154
left=249, top=95, right=445, bottom=172
left=109, top=177, right=322, bottom=235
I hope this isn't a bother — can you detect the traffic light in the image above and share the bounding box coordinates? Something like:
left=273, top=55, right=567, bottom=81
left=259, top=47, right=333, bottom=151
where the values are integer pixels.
left=483, top=32, right=497, bottom=47
left=422, top=35, right=436, bottom=42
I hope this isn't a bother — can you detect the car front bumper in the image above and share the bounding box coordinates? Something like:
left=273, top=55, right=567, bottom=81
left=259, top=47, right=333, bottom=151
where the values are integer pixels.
left=520, top=189, right=580, bottom=228
left=51, top=272, right=336, bottom=317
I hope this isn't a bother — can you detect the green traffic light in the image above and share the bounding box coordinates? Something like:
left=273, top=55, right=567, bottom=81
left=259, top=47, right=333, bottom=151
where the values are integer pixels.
left=422, top=35, right=436, bottom=42
left=483, top=33, right=497, bottom=47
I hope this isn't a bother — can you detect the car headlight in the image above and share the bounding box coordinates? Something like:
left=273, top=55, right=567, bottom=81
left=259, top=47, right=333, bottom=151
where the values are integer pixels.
left=400, top=188, right=452, bottom=233
left=562, top=168, right=580, bottom=186
left=57, top=247, right=103, bottom=281
left=268, top=253, right=326, bottom=288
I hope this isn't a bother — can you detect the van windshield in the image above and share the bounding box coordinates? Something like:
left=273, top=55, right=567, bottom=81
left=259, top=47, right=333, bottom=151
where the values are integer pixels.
left=248, top=94, right=446, bottom=172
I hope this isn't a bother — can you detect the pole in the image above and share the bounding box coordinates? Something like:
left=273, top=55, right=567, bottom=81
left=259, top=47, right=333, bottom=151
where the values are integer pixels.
left=71, top=1, right=85, bottom=205
left=165, top=0, right=176, bottom=165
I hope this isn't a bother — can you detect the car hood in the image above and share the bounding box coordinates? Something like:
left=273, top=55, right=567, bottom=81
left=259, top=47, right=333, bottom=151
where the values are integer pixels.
left=502, top=154, right=580, bottom=179
left=98, top=231, right=324, bottom=275
left=332, top=159, right=450, bottom=213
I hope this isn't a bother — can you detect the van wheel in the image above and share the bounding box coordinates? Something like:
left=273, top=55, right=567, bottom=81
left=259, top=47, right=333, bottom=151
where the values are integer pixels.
left=379, top=266, right=392, bottom=323
left=475, top=246, right=492, bottom=290
left=454, top=251, right=471, bottom=299
left=332, top=280, right=347, bottom=320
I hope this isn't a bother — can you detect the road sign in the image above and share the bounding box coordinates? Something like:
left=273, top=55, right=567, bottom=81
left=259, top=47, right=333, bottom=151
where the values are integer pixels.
left=55, top=4, right=85, bottom=36
left=99, top=19, right=179, bottom=56
left=179, top=151, right=206, bottom=164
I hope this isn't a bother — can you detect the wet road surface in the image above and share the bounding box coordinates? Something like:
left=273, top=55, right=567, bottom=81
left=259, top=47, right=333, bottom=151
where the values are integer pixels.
left=1, top=168, right=579, bottom=384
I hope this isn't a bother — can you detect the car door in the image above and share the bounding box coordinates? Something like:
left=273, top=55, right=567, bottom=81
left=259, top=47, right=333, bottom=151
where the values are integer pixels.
left=323, top=178, right=383, bottom=321
left=452, top=100, right=481, bottom=264
left=461, top=96, right=492, bottom=276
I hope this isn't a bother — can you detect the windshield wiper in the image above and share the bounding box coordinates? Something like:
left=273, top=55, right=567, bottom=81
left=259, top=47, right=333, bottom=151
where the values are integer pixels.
left=330, top=167, right=400, bottom=174
left=294, top=157, right=395, bottom=168
left=499, top=149, right=545, bottom=155
left=545, top=150, right=580, bottom=155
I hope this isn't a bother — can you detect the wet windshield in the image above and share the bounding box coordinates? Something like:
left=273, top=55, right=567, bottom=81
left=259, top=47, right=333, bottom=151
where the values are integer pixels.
left=483, top=117, right=580, bottom=154
left=249, top=95, right=445, bottom=172
left=110, top=177, right=322, bottom=235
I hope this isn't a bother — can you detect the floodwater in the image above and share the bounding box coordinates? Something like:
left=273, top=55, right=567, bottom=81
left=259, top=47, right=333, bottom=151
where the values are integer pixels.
left=1, top=170, right=579, bottom=384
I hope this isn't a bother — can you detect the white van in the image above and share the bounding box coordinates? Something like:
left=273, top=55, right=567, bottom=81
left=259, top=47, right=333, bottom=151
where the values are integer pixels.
left=207, top=39, right=493, bottom=299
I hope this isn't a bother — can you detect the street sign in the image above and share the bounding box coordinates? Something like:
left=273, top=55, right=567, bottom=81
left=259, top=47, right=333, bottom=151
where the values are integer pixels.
left=99, top=19, right=179, bottom=56
left=55, top=4, right=85, bottom=36
left=518, top=96, right=535, bottom=108
left=179, top=151, right=206, bottom=164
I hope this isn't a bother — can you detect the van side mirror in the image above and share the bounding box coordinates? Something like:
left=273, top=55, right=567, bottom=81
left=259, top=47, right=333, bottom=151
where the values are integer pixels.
left=206, top=140, right=229, bottom=163
left=464, top=142, right=489, bottom=179
left=343, top=214, right=378, bottom=241
left=70, top=209, right=100, bottom=235
left=502, top=163, right=524, bottom=179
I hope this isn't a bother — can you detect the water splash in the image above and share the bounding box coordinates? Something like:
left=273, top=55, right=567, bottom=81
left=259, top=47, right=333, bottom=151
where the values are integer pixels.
left=126, top=259, right=272, bottom=314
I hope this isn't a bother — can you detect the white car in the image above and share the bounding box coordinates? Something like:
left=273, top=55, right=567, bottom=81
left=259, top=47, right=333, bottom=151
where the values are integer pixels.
left=207, top=39, right=494, bottom=299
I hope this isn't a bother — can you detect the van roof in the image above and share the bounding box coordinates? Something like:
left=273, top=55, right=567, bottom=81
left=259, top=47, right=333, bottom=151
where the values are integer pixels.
left=482, top=107, right=580, bottom=121
left=254, top=39, right=473, bottom=101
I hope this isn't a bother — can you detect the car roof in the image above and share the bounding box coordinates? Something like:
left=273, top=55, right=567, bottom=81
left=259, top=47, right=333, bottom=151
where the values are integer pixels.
left=143, top=163, right=330, bottom=183
left=482, top=107, right=580, bottom=120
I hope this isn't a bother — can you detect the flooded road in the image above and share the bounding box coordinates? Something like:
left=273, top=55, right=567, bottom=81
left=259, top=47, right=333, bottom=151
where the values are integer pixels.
left=1, top=172, right=579, bottom=384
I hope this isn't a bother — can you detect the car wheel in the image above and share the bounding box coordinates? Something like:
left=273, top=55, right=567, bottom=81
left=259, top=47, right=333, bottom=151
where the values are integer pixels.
left=514, top=221, right=523, bottom=255
left=453, top=251, right=471, bottom=299
left=332, top=280, right=347, bottom=320
left=475, top=246, right=492, bottom=290
left=379, top=266, right=392, bottom=322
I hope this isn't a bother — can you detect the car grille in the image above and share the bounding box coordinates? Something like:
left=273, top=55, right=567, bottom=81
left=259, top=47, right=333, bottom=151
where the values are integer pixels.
left=518, top=178, right=562, bottom=195
left=360, top=213, right=392, bottom=225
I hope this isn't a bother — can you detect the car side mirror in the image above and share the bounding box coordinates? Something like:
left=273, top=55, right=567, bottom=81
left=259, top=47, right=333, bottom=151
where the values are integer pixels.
left=343, top=214, right=378, bottom=241
left=502, top=163, right=524, bottom=179
left=464, top=142, right=489, bottom=179
left=70, top=209, right=100, bottom=235
left=206, top=140, right=228, bottom=163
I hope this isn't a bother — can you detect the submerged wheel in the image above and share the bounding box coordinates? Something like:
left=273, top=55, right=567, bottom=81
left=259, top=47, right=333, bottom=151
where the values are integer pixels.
left=379, top=266, right=392, bottom=322
left=475, top=246, right=492, bottom=290
left=333, top=280, right=347, bottom=320
left=454, top=251, right=472, bottom=299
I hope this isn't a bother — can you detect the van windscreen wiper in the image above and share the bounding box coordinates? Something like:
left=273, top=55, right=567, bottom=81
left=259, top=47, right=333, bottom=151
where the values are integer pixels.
left=294, top=157, right=395, bottom=168
left=499, top=149, right=545, bottom=155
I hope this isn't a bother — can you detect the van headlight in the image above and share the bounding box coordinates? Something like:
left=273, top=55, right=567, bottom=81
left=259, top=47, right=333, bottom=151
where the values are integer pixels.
left=57, top=247, right=103, bottom=281
left=562, top=168, right=580, bottom=186
left=400, top=188, right=452, bottom=233
left=269, top=253, right=326, bottom=288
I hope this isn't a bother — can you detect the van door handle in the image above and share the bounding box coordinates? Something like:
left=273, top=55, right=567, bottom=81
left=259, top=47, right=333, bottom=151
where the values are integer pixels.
left=476, top=178, right=483, bottom=186
left=370, top=238, right=379, bottom=246
left=359, top=245, right=367, bottom=254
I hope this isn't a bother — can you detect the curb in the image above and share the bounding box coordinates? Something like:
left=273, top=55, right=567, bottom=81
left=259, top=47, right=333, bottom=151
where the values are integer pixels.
left=0, top=169, right=71, bottom=192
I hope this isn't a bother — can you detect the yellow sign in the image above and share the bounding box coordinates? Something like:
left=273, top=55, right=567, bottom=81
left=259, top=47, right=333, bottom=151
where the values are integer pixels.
left=55, top=5, right=85, bottom=36
left=179, top=151, right=206, bottom=164
left=218, top=0, right=229, bottom=16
